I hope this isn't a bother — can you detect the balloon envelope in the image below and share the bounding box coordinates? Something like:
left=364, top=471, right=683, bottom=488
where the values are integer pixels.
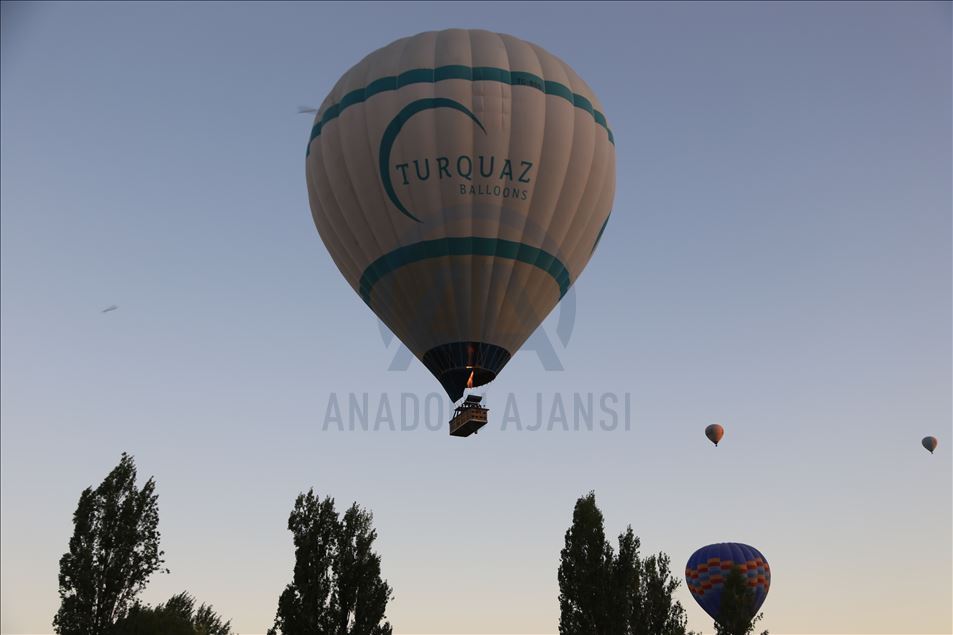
left=686, top=542, right=770, bottom=623
left=922, top=436, right=938, bottom=454
left=306, top=29, right=616, bottom=400
left=705, top=424, right=724, bottom=446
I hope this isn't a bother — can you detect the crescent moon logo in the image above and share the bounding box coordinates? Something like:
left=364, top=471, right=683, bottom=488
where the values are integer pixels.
left=379, top=97, right=486, bottom=223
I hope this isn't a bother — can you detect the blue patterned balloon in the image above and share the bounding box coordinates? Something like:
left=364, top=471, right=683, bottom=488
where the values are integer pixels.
left=685, top=542, right=770, bottom=623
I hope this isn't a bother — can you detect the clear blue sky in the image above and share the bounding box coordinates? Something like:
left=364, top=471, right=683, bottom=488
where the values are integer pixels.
left=2, top=2, right=950, bottom=633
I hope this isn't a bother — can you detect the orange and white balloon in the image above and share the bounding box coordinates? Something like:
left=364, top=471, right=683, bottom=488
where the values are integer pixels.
left=705, top=424, right=724, bottom=447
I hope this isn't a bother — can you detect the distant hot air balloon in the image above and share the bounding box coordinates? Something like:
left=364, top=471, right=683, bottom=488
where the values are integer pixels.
left=922, top=436, right=938, bottom=454
left=305, top=29, right=615, bottom=402
left=686, top=542, right=770, bottom=625
left=705, top=424, right=724, bottom=447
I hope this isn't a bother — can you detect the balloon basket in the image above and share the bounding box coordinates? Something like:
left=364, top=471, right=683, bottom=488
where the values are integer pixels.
left=449, top=394, right=488, bottom=437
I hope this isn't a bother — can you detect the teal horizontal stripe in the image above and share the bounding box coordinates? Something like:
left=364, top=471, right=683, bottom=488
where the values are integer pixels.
left=307, top=65, right=614, bottom=156
left=591, top=214, right=610, bottom=254
left=358, top=237, right=571, bottom=304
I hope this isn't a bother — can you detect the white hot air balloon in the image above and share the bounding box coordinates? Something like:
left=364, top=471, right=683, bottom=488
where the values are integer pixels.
left=306, top=29, right=616, bottom=403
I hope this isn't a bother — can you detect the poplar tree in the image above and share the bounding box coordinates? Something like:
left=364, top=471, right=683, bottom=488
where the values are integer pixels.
left=712, top=566, right=768, bottom=635
left=268, top=489, right=393, bottom=635
left=54, top=453, right=166, bottom=635
left=558, top=491, right=692, bottom=635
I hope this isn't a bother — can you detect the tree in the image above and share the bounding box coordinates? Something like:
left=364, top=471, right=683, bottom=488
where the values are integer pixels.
left=559, top=492, right=693, bottom=635
left=268, top=489, right=393, bottom=635
left=713, top=567, right=768, bottom=635
left=637, top=551, right=690, bottom=635
left=110, top=592, right=233, bottom=635
left=558, top=491, right=614, bottom=634
left=612, top=527, right=691, bottom=635
left=54, top=453, right=166, bottom=635
left=610, top=527, right=640, bottom=635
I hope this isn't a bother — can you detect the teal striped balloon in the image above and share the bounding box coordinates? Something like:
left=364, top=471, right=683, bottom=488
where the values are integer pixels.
left=306, top=29, right=616, bottom=401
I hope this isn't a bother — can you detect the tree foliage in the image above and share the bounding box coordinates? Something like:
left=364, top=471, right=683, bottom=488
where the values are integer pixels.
left=637, top=549, right=691, bottom=635
left=54, top=453, right=166, bottom=635
left=558, top=492, right=693, bottom=635
left=268, top=489, right=393, bottom=635
left=558, top=492, right=614, bottom=634
left=110, top=592, right=232, bottom=635
left=713, top=566, right=768, bottom=635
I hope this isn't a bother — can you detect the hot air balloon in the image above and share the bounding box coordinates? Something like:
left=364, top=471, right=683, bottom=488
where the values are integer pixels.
left=922, top=436, right=938, bottom=454
left=705, top=424, right=724, bottom=446
left=305, top=29, right=615, bottom=406
left=686, top=543, right=770, bottom=625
